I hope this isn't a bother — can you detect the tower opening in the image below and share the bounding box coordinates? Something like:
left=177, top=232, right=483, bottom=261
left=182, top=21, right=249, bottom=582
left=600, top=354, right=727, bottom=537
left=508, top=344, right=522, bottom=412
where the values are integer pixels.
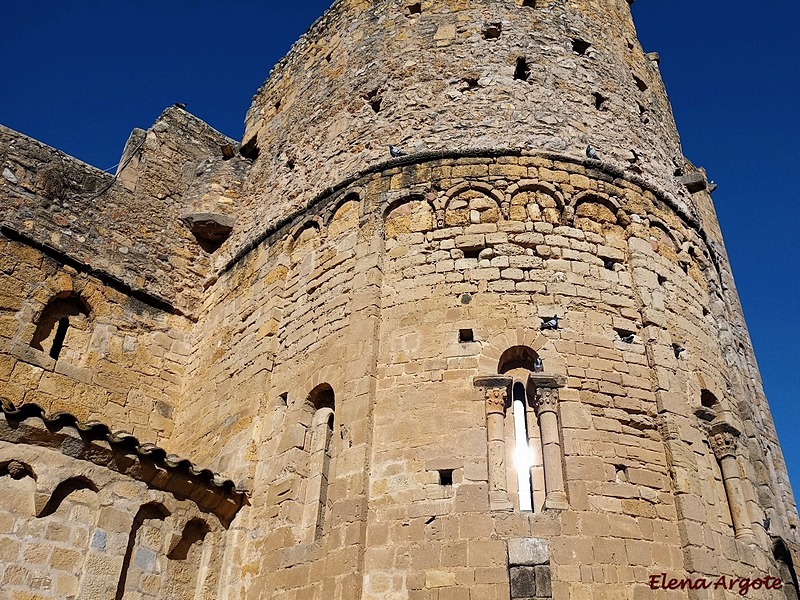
left=514, top=57, right=531, bottom=82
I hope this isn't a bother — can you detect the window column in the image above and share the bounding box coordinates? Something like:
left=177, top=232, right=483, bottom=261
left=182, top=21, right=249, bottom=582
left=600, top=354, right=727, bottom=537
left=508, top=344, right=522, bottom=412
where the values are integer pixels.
left=709, top=422, right=756, bottom=543
left=474, top=375, right=514, bottom=511
left=528, top=373, right=569, bottom=510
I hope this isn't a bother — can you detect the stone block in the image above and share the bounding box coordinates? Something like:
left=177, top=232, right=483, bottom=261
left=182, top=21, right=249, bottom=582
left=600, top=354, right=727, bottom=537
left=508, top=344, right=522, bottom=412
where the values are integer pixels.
left=535, top=565, right=552, bottom=597
left=508, top=537, right=550, bottom=566
left=426, top=570, right=456, bottom=588
left=509, top=566, right=537, bottom=598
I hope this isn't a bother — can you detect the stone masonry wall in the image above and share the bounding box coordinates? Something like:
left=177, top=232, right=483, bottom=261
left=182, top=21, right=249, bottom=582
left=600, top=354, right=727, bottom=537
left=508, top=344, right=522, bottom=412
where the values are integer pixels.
left=221, top=0, right=693, bottom=271
left=172, top=149, right=798, bottom=599
left=0, top=234, right=189, bottom=445
left=1, top=106, right=244, bottom=316
left=0, top=416, right=237, bottom=599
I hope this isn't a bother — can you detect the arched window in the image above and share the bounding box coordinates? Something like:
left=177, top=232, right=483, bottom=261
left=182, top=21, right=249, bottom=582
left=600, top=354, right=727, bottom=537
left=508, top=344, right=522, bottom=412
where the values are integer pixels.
left=30, top=294, right=90, bottom=361
left=774, top=538, right=800, bottom=600
left=302, top=383, right=336, bottom=540
left=511, top=381, right=534, bottom=512
left=498, top=346, right=543, bottom=512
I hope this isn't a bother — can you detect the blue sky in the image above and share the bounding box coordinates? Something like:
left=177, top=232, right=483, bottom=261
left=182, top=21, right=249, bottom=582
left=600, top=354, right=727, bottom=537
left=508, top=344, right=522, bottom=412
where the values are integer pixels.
left=2, top=2, right=799, bottom=495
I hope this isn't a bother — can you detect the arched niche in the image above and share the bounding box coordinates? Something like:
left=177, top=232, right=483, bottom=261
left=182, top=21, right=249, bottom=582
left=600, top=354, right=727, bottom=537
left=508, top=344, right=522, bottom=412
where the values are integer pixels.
left=327, top=193, right=361, bottom=237
left=444, top=187, right=502, bottom=227
left=508, top=182, right=564, bottom=225
left=384, top=195, right=434, bottom=238
left=37, top=475, right=99, bottom=518
left=301, top=382, right=336, bottom=541
left=572, top=193, right=623, bottom=238
left=116, top=502, right=171, bottom=600
left=773, top=537, right=800, bottom=600
left=287, top=218, right=323, bottom=264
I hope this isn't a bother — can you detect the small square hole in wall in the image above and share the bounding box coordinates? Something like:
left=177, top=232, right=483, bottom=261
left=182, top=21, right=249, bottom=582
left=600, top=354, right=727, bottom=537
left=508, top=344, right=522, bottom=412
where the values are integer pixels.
left=572, top=38, right=591, bottom=55
left=438, top=469, right=454, bottom=486
left=279, top=392, right=289, bottom=407
left=615, top=465, right=628, bottom=483
left=459, top=329, right=474, bottom=343
left=407, top=2, right=421, bottom=15
left=463, top=248, right=482, bottom=259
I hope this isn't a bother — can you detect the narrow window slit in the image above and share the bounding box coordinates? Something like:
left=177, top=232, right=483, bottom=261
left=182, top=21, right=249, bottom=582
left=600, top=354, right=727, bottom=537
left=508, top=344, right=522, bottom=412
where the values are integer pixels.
left=514, top=57, right=530, bottom=82
left=615, top=328, right=635, bottom=344
left=701, top=390, right=718, bottom=409
left=50, top=317, right=70, bottom=360
left=512, top=382, right=534, bottom=512
left=462, top=77, right=480, bottom=91
left=365, top=89, right=382, bottom=113
left=240, top=136, right=260, bottom=160
left=603, top=258, right=618, bottom=270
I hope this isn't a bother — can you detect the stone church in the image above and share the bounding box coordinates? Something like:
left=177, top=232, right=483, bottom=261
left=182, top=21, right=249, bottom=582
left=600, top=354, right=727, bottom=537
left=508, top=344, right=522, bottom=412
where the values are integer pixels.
left=0, top=0, right=797, bottom=598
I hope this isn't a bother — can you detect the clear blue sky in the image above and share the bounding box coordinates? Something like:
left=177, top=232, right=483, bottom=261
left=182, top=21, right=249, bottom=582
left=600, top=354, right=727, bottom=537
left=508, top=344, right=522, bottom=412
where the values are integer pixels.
left=2, top=2, right=799, bottom=495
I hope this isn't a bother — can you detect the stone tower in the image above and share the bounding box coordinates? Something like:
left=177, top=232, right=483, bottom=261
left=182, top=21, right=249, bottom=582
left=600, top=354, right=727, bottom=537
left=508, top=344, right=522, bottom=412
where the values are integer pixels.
left=0, top=0, right=797, bottom=599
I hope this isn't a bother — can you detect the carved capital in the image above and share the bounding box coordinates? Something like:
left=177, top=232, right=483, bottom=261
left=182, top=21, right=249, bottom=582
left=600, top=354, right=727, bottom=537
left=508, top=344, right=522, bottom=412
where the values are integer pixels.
left=474, top=375, right=512, bottom=415
left=532, top=386, right=560, bottom=416
left=709, top=422, right=740, bottom=460
left=485, top=387, right=508, bottom=414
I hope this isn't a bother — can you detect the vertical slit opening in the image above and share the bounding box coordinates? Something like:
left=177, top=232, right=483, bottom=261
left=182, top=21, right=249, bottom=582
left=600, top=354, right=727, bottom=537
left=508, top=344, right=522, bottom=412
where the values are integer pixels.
left=514, top=57, right=530, bottom=81
left=49, top=317, right=69, bottom=360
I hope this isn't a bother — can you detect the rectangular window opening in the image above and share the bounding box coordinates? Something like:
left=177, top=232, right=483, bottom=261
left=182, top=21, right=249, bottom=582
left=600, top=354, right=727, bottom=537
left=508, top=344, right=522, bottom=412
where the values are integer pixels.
left=459, top=328, right=474, bottom=343
left=438, top=469, right=454, bottom=486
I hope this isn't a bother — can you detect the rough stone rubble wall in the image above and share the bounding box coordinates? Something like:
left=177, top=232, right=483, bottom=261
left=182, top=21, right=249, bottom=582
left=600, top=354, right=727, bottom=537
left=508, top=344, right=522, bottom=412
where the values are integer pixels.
left=224, top=0, right=691, bottom=269
left=0, top=106, right=241, bottom=315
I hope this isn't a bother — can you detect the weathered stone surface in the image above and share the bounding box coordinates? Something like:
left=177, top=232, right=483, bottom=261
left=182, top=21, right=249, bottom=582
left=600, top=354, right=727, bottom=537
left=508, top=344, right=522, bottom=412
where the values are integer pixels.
left=509, top=566, right=537, bottom=598
left=508, top=538, right=550, bottom=566
left=0, top=1, right=796, bottom=600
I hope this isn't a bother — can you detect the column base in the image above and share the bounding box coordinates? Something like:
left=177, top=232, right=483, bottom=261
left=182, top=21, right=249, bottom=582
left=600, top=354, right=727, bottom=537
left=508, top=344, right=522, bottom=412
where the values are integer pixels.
left=489, top=491, right=514, bottom=511
left=544, top=492, right=569, bottom=511
left=735, top=530, right=757, bottom=544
